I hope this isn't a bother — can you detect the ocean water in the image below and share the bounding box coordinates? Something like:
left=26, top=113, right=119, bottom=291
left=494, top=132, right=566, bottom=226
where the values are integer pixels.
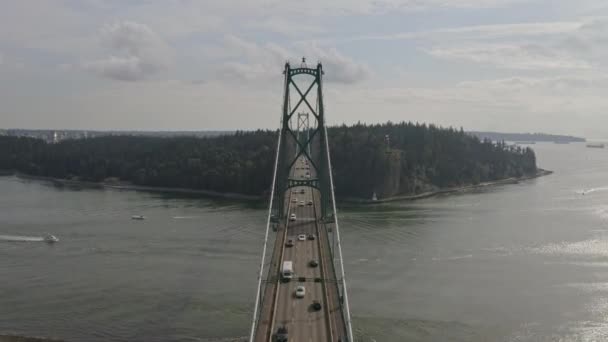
left=2, top=142, right=608, bottom=341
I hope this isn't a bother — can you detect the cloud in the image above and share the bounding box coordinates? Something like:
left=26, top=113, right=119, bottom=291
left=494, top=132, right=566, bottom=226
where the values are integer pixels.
left=396, top=17, right=608, bottom=71
left=84, top=21, right=171, bottom=81
left=426, top=44, right=591, bottom=70
left=352, top=21, right=582, bottom=42
left=245, top=17, right=325, bottom=37
left=302, top=43, right=372, bottom=83
left=344, top=16, right=608, bottom=72
left=391, top=74, right=608, bottom=115
left=215, top=36, right=370, bottom=84
left=367, top=0, right=535, bottom=13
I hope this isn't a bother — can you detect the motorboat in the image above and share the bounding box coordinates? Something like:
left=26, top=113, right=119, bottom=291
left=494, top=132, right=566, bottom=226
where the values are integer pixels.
left=131, top=215, right=145, bottom=220
left=44, top=234, right=59, bottom=243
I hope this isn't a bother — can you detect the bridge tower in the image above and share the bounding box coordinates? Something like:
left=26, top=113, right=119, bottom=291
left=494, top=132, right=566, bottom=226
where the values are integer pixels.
left=248, top=59, right=354, bottom=342
left=273, top=60, right=332, bottom=221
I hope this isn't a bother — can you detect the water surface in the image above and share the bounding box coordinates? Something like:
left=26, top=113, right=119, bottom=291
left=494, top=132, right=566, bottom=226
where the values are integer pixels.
left=2, top=142, right=608, bottom=341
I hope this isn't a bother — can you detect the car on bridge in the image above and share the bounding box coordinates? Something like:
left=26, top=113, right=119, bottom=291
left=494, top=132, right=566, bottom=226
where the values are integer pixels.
left=286, top=238, right=294, bottom=247
left=298, top=234, right=306, bottom=241
left=295, top=285, right=306, bottom=298
left=307, top=234, right=316, bottom=240
left=273, top=326, right=288, bottom=342
left=309, top=260, right=318, bottom=268
left=307, top=200, right=313, bottom=205
left=289, top=213, right=296, bottom=221
left=298, top=201, right=304, bottom=206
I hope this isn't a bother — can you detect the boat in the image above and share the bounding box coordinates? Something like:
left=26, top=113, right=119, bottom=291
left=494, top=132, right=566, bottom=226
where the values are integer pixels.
left=44, top=234, right=59, bottom=243
left=586, top=143, right=605, bottom=148
left=131, top=215, right=145, bottom=220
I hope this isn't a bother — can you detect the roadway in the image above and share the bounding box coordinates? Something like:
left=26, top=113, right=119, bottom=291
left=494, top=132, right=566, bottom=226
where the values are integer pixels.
left=253, top=158, right=347, bottom=341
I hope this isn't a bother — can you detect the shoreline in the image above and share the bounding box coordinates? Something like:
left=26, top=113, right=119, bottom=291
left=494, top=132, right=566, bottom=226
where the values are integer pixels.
left=12, top=173, right=263, bottom=201
left=0, top=336, right=63, bottom=342
left=3, top=169, right=552, bottom=204
left=340, top=169, right=553, bottom=204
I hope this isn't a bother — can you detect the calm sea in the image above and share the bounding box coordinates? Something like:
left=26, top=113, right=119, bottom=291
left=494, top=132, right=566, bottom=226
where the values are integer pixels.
left=2, top=142, right=608, bottom=341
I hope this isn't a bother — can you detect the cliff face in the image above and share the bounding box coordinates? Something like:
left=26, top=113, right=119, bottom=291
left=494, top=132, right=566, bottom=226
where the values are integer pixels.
left=371, top=149, right=441, bottom=200
left=375, top=150, right=401, bottom=199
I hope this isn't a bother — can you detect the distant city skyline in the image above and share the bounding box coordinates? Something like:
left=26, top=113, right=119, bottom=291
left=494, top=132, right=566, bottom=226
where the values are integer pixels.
left=2, top=1, right=608, bottom=137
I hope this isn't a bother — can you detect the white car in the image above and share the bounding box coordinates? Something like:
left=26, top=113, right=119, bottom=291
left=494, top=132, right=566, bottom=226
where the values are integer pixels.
left=290, top=213, right=297, bottom=221
left=298, top=234, right=306, bottom=241
left=295, top=285, right=305, bottom=298
left=298, top=201, right=304, bottom=206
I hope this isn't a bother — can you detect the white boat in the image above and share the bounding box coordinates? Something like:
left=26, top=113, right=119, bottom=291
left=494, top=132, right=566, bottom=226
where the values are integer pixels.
left=44, top=234, right=59, bottom=243
left=131, top=215, right=145, bottom=220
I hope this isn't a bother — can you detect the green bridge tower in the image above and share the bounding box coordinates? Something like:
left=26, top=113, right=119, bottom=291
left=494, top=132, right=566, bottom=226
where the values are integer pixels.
left=273, top=59, right=333, bottom=222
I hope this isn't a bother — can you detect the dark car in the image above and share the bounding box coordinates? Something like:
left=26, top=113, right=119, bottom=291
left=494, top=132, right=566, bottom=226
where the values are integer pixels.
left=309, top=260, right=318, bottom=268
left=274, top=326, right=288, bottom=342
left=311, top=300, right=322, bottom=311
left=286, top=239, right=294, bottom=247
left=307, top=234, right=316, bottom=240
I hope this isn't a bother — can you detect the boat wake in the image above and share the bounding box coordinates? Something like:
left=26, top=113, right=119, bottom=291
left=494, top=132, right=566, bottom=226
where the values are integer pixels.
left=579, top=186, right=608, bottom=195
left=0, top=234, right=45, bottom=242
left=431, top=254, right=473, bottom=261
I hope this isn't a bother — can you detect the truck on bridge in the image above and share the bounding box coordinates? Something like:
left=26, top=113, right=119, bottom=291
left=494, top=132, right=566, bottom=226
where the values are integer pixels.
left=281, top=261, right=293, bottom=281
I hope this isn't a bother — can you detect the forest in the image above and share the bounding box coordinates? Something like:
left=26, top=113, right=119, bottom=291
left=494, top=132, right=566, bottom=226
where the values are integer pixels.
left=0, top=122, right=537, bottom=199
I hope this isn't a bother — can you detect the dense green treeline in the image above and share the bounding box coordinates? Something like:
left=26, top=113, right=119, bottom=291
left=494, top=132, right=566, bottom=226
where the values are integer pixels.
left=0, top=122, right=537, bottom=199
left=328, top=122, right=537, bottom=198
left=0, top=131, right=277, bottom=195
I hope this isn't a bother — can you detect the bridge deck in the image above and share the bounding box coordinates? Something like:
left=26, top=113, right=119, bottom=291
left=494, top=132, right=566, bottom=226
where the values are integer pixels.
left=253, top=164, right=347, bottom=341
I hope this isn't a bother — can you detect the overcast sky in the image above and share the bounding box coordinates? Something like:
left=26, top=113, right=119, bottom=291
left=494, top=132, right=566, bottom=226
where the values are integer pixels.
left=2, top=1, right=608, bottom=137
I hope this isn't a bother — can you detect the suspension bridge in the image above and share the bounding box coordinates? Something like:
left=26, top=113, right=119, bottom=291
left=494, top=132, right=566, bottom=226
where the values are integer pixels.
left=248, top=60, right=354, bottom=342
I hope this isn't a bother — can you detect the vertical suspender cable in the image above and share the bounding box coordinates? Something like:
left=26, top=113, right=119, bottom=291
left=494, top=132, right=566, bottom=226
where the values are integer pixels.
left=247, top=72, right=287, bottom=342
left=320, top=86, right=355, bottom=342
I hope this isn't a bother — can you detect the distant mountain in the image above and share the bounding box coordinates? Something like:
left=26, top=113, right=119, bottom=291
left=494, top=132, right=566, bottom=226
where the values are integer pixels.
left=468, top=131, right=586, bottom=143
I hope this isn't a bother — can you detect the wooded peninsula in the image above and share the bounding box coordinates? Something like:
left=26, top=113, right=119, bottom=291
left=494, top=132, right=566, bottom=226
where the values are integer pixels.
left=0, top=122, right=538, bottom=200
